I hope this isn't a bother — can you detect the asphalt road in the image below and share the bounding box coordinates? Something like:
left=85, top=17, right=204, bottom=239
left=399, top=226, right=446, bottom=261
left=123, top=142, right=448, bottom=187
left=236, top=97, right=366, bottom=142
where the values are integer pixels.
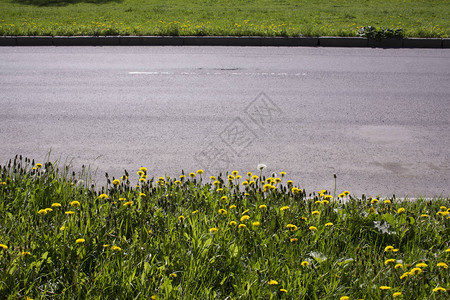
left=0, top=46, right=449, bottom=197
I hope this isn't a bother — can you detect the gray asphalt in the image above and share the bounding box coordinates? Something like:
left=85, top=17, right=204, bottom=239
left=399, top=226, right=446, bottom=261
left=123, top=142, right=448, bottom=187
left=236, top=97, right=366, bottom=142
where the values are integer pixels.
left=0, top=46, right=449, bottom=197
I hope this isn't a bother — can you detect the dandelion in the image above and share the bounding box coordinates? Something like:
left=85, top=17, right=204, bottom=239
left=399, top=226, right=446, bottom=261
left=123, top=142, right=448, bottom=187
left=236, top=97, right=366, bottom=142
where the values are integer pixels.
left=445, top=248, right=450, bottom=252
left=229, top=221, right=237, bottom=226
left=123, top=201, right=134, bottom=207
left=322, top=200, right=330, bottom=204
left=371, top=199, right=379, bottom=204
left=98, top=193, right=109, bottom=199
left=393, top=292, right=402, bottom=297
left=229, top=205, right=236, bottom=209
left=312, top=210, right=320, bottom=215
left=251, top=175, right=259, bottom=180
left=139, top=193, right=146, bottom=197
left=232, top=170, right=238, bottom=176
left=21, top=251, right=31, bottom=256
left=121, top=175, right=127, bottom=180
left=189, top=173, right=196, bottom=178
left=280, top=206, right=289, bottom=211
left=257, top=164, right=266, bottom=170
left=242, top=181, right=249, bottom=186
left=301, top=261, right=309, bottom=267
left=112, top=179, right=120, bottom=185
left=252, top=221, right=260, bottom=227
left=247, top=172, right=252, bottom=177
left=436, top=262, right=448, bottom=269
left=139, top=178, right=145, bottom=182
left=110, top=245, right=122, bottom=251
left=51, top=203, right=62, bottom=207
left=290, top=238, right=298, bottom=242
left=280, top=171, right=286, bottom=177
left=369, top=207, right=376, bottom=214
left=280, top=288, right=287, bottom=293
left=380, top=286, right=391, bottom=290
left=242, top=209, right=250, bottom=215
left=238, top=224, right=246, bottom=229
left=70, top=201, right=80, bottom=207
left=384, top=200, right=391, bottom=204
left=421, top=214, right=429, bottom=218
left=397, top=208, right=405, bottom=214
left=210, top=176, right=216, bottom=180
left=309, top=226, right=317, bottom=231
left=240, top=215, right=250, bottom=222
left=440, top=206, right=447, bottom=211
left=385, top=259, right=396, bottom=265
left=259, top=204, right=267, bottom=209
left=385, top=246, right=395, bottom=252
left=220, top=196, right=227, bottom=201
left=178, top=216, right=185, bottom=221
left=323, top=195, right=332, bottom=200
left=268, top=279, right=278, bottom=285
left=433, top=287, right=446, bottom=292
left=139, top=167, right=147, bottom=172
left=209, top=227, right=218, bottom=233
left=395, top=264, right=403, bottom=269
left=0, top=244, right=8, bottom=249
left=196, top=169, right=204, bottom=174
left=409, top=268, right=422, bottom=275
left=45, top=208, right=53, bottom=213
left=75, top=238, right=85, bottom=244
left=286, top=224, right=298, bottom=231
left=38, top=209, right=47, bottom=215
left=287, top=180, right=293, bottom=185
left=60, top=226, right=66, bottom=231
left=103, top=244, right=110, bottom=248
left=36, top=163, right=43, bottom=168
left=325, top=222, right=333, bottom=227
left=180, top=175, right=186, bottom=179
left=416, top=263, right=428, bottom=268
left=218, top=209, right=227, bottom=215
left=340, top=297, right=349, bottom=300
left=343, top=191, right=350, bottom=196
left=137, top=171, right=144, bottom=176
left=437, top=211, right=449, bottom=216
left=169, top=273, right=177, bottom=278
left=400, top=272, right=409, bottom=279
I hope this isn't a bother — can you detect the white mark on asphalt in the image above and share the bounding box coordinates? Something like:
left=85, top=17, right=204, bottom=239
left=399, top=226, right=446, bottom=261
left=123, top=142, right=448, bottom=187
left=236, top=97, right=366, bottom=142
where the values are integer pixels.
left=128, top=71, right=306, bottom=77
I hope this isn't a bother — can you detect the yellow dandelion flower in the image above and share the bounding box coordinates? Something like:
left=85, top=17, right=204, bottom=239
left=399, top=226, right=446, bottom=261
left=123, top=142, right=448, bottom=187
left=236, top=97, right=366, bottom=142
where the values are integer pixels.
left=385, top=259, right=396, bottom=265
left=287, top=180, right=293, bottom=185
left=385, top=246, right=395, bottom=252
left=196, top=169, right=204, bottom=174
left=437, top=211, right=449, bottom=216
left=301, top=261, right=309, bottom=267
left=312, top=210, right=320, bottom=215
left=139, top=178, right=145, bottom=182
left=103, top=244, right=110, bottom=247
left=259, top=204, right=267, bottom=209
left=384, top=200, right=391, bottom=204
left=36, top=163, right=43, bottom=168
left=433, top=287, right=446, bottom=292
left=229, top=205, right=236, bottom=209
left=268, top=280, right=278, bottom=285
left=290, top=238, right=298, bottom=242
left=121, top=175, right=127, bottom=180
left=343, top=191, right=350, bottom=196
left=21, top=251, right=31, bottom=256
left=137, top=171, right=144, bottom=176
left=178, top=216, right=185, bottom=221
left=75, top=238, right=85, bottom=244
left=280, top=288, right=287, bottom=293
left=252, top=221, right=260, bottom=227
left=252, top=175, right=259, bottom=180
left=286, top=224, right=298, bottom=231
left=371, top=199, right=379, bottom=204
left=416, top=263, right=428, bottom=268
left=70, top=201, right=80, bottom=207
left=380, top=286, right=391, bottom=290
left=421, top=214, right=429, bottom=218
left=393, top=292, right=402, bottom=297
left=315, top=200, right=322, bottom=204
left=209, top=227, right=218, bottom=233
left=169, top=273, right=177, bottom=278
left=220, top=196, right=228, bottom=201
left=397, top=208, right=405, bottom=214
left=180, top=174, right=186, bottom=179
left=242, top=181, right=249, bottom=186
left=210, top=176, right=216, bottom=180
left=123, top=201, right=134, bottom=207
left=395, top=263, right=403, bottom=269
left=60, top=226, right=66, bottom=231
left=309, top=226, right=317, bottom=231
left=437, top=262, right=448, bottom=269
left=322, top=200, right=330, bottom=204
left=323, top=195, right=332, bottom=200
left=110, top=245, right=121, bottom=251
left=229, top=221, right=237, bottom=226
left=247, top=172, right=252, bottom=177
left=325, top=222, right=333, bottom=227
left=0, top=244, right=7, bottom=249
left=139, top=167, right=147, bottom=172
left=238, top=224, right=246, bottom=229
left=240, top=215, right=250, bottom=222
left=218, top=209, right=227, bottom=215
left=45, top=208, right=53, bottom=213
left=280, top=206, right=289, bottom=211
left=409, top=268, right=422, bottom=275
left=112, top=179, right=120, bottom=185
left=51, top=203, right=62, bottom=207
left=98, top=193, right=109, bottom=199
left=400, top=272, right=409, bottom=279
left=38, top=209, right=47, bottom=215
left=340, top=297, right=350, bottom=300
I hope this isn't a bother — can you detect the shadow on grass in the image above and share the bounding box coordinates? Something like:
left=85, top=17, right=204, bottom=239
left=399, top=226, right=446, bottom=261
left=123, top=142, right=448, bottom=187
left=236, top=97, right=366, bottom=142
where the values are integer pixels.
left=14, top=0, right=122, bottom=6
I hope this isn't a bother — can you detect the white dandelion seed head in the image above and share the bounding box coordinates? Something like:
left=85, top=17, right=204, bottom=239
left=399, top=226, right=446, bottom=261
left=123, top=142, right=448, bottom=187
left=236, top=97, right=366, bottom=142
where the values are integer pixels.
left=257, top=164, right=267, bottom=170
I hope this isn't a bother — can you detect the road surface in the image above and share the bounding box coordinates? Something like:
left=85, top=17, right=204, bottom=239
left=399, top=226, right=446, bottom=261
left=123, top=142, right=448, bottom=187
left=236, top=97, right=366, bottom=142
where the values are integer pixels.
left=0, top=46, right=449, bottom=197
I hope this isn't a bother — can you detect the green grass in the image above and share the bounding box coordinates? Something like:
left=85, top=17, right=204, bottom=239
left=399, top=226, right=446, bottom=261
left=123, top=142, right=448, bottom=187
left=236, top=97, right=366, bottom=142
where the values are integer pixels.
left=0, top=0, right=449, bottom=37
left=0, top=155, right=449, bottom=299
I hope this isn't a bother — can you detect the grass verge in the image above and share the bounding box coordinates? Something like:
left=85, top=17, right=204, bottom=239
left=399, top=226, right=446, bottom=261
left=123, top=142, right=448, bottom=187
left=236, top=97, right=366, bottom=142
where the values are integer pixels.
left=0, top=155, right=449, bottom=299
left=0, top=0, right=448, bottom=37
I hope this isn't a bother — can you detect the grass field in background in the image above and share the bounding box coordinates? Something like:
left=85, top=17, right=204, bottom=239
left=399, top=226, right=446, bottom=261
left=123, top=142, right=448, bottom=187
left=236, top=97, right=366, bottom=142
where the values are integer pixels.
left=0, top=156, right=449, bottom=299
left=0, top=0, right=449, bottom=37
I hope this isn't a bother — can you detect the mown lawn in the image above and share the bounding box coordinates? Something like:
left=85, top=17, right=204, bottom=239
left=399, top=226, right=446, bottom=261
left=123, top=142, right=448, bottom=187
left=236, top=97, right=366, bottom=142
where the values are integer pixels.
left=0, top=0, right=448, bottom=37
left=0, top=156, right=449, bottom=299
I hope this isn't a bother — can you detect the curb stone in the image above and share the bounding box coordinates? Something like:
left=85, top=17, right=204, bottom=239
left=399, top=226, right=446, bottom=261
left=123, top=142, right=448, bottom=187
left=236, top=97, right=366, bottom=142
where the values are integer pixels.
left=0, top=36, right=448, bottom=48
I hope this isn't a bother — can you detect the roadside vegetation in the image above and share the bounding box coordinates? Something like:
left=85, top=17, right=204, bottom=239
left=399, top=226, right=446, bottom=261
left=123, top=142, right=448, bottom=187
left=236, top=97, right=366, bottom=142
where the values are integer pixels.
left=0, top=155, right=449, bottom=299
left=0, top=0, right=448, bottom=37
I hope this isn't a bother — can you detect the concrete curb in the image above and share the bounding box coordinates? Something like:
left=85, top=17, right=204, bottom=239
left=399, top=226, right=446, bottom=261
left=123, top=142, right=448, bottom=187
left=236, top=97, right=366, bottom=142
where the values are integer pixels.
left=0, top=36, right=448, bottom=48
